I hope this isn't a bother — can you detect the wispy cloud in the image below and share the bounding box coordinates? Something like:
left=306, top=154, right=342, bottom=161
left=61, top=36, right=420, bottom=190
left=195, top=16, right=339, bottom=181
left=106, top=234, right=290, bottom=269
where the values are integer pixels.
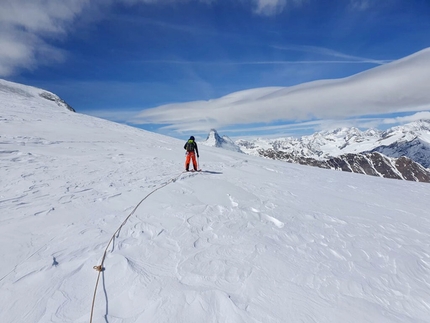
left=252, top=0, right=307, bottom=16
left=381, top=111, right=430, bottom=125
left=108, top=12, right=222, bottom=37
left=0, top=28, right=66, bottom=76
left=183, top=111, right=430, bottom=139
left=120, top=0, right=214, bottom=4
left=0, top=0, right=393, bottom=76
left=273, top=44, right=391, bottom=65
left=307, top=111, right=430, bottom=134
left=131, top=48, right=430, bottom=135
left=131, top=59, right=392, bottom=66
left=0, top=0, right=88, bottom=76
left=0, top=0, right=297, bottom=76
left=349, top=0, right=372, bottom=11
left=120, top=0, right=306, bottom=16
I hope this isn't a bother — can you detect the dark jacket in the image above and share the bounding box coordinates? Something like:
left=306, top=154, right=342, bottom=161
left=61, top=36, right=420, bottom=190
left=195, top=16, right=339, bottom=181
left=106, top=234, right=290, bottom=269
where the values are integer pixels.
left=184, top=139, right=199, bottom=157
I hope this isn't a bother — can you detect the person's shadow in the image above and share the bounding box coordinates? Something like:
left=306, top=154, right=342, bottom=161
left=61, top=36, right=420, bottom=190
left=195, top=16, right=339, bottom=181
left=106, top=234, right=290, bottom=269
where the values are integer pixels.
left=200, top=170, right=223, bottom=175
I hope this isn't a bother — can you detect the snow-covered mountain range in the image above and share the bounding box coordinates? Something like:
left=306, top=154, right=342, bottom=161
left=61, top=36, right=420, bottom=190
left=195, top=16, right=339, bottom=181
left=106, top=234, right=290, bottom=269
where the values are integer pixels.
left=236, top=122, right=430, bottom=165
left=229, top=122, right=430, bottom=182
left=371, top=127, right=430, bottom=168
left=2, top=79, right=430, bottom=322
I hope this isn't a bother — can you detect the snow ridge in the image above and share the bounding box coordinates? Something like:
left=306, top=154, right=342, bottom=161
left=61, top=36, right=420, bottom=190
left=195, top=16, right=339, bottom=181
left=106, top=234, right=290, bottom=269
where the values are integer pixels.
left=0, top=79, right=75, bottom=112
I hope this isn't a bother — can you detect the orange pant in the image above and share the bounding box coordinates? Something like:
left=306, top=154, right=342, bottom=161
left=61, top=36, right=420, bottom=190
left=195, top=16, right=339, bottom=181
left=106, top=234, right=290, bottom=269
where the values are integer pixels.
left=185, top=152, right=197, bottom=170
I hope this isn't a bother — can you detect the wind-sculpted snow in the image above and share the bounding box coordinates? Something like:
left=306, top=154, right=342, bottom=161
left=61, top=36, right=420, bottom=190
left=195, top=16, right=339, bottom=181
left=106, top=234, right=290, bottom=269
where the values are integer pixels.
left=1, top=79, right=430, bottom=322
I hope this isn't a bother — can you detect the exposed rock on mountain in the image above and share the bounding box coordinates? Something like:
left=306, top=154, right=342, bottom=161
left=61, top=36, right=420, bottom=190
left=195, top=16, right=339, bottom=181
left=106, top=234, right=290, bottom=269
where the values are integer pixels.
left=0, top=79, right=75, bottom=113
left=370, top=138, right=430, bottom=168
left=259, top=149, right=430, bottom=182
left=39, top=92, right=75, bottom=112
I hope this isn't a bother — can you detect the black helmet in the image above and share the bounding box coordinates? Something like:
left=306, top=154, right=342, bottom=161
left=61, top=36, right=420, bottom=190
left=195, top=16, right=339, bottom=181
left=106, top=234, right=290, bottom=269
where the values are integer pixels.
left=190, top=136, right=195, bottom=141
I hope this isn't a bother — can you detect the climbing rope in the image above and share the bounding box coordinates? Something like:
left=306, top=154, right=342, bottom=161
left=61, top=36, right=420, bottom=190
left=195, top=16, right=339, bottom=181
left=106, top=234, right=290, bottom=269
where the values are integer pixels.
left=89, top=171, right=185, bottom=323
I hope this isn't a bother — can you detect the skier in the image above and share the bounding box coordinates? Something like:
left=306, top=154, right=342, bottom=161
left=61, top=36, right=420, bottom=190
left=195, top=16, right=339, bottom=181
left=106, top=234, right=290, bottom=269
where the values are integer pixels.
left=184, top=136, right=199, bottom=171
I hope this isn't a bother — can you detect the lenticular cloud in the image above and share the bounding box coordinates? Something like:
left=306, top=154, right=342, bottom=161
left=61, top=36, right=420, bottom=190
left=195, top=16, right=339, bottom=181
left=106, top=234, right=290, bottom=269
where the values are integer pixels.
left=135, top=48, right=430, bottom=132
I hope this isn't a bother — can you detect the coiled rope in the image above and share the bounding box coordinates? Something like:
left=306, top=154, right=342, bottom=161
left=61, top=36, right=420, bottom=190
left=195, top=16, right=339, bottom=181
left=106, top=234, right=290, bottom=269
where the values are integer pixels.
left=89, top=171, right=185, bottom=323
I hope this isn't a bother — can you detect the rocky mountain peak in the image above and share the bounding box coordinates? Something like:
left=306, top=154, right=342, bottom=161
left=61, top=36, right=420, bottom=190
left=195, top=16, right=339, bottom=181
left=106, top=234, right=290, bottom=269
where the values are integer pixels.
left=203, top=129, right=242, bottom=152
left=205, top=129, right=224, bottom=147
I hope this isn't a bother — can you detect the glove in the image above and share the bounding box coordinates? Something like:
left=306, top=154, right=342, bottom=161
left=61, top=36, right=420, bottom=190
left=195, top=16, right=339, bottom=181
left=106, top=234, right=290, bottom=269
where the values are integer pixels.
left=197, top=154, right=199, bottom=158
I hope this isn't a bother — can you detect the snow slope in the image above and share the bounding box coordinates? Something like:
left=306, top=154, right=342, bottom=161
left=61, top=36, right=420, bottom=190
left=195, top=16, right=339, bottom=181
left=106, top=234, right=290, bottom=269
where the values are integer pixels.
left=1, top=79, right=430, bottom=323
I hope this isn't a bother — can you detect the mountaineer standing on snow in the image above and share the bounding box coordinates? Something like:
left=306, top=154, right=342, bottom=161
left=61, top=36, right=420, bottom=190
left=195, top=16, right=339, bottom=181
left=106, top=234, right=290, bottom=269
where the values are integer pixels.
left=184, top=136, right=199, bottom=171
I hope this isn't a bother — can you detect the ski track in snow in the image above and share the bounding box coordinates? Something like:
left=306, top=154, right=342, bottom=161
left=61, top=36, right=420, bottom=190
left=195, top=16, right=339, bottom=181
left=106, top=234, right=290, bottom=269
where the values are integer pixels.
left=1, top=85, right=430, bottom=322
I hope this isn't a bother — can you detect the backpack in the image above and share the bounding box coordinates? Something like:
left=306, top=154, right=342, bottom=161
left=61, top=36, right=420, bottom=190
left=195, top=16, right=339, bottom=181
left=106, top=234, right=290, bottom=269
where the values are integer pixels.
left=185, top=140, right=195, bottom=152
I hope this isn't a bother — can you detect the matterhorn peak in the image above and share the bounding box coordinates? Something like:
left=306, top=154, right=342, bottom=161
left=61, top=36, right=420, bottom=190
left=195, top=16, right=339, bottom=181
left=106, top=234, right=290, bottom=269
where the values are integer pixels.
left=206, top=129, right=224, bottom=147
left=203, top=129, right=242, bottom=153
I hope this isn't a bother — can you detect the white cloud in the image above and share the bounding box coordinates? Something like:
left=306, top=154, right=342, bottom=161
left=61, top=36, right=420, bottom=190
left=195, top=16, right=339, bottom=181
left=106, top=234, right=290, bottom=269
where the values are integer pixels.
left=0, top=0, right=398, bottom=77
left=0, top=1, right=88, bottom=34
left=253, top=0, right=286, bottom=15
left=273, top=44, right=391, bottom=65
left=349, top=0, right=371, bottom=11
left=381, top=111, right=430, bottom=125
left=0, top=0, right=298, bottom=76
left=0, top=33, right=33, bottom=76
left=132, top=48, right=430, bottom=133
left=121, top=0, right=215, bottom=4
left=0, top=0, right=89, bottom=76
left=205, top=111, right=430, bottom=139
left=0, top=28, right=66, bottom=76
left=251, top=0, right=307, bottom=15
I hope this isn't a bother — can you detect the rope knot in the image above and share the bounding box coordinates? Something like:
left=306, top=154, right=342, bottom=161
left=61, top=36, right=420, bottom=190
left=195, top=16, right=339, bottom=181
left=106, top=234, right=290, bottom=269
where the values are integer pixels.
left=93, top=265, right=104, bottom=272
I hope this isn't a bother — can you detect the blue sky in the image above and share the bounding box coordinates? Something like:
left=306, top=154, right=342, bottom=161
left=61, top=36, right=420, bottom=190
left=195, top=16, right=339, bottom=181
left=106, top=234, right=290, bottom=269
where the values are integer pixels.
left=1, top=0, right=430, bottom=139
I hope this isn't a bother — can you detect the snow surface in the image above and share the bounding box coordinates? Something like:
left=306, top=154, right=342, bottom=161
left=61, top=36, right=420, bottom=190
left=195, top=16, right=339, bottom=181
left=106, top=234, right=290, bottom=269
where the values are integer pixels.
left=1, top=79, right=430, bottom=323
